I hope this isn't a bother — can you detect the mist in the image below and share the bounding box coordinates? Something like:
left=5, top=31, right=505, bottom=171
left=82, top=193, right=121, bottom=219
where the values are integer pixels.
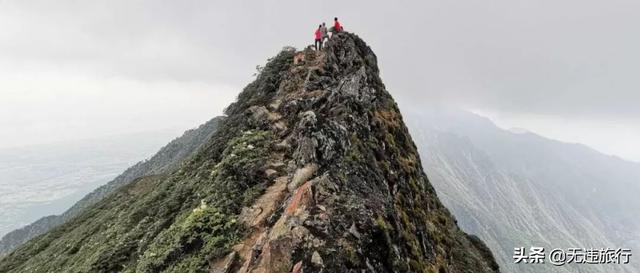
left=1, top=0, right=639, bottom=160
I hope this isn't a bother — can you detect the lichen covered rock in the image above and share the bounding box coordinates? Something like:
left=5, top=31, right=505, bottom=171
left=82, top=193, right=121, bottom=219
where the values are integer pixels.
left=213, top=32, right=500, bottom=273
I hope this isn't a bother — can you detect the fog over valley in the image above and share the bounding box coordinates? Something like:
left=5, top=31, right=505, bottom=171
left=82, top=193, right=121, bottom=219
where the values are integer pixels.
left=1, top=0, right=640, bottom=161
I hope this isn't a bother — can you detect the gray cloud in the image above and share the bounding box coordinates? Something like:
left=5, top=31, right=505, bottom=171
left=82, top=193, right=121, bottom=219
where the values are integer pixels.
left=1, top=0, right=639, bottom=157
left=4, top=0, right=638, bottom=118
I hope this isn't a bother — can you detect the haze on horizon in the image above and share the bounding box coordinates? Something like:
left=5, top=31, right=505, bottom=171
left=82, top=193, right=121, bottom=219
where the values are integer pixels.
left=1, top=0, right=639, bottom=162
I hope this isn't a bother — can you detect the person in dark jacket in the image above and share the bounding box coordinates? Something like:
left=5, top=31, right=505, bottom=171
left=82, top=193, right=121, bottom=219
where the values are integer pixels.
left=314, top=24, right=323, bottom=50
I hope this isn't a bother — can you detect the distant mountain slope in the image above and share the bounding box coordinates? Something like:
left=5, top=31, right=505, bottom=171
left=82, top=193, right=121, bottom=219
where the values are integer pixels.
left=0, top=33, right=499, bottom=273
left=0, top=117, right=223, bottom=257
left=405, top=108, right=640, bottom=273
left=0, top=131, right=181, bottom=243
left=0, top=131, right=184, bottom=237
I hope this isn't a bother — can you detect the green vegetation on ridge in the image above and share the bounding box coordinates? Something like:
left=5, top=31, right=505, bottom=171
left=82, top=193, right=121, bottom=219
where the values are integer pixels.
left=0, top=33, right=499, bottom=273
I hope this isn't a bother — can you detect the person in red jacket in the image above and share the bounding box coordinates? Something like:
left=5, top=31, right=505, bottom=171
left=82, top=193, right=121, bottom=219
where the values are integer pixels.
left=314, top=24, right=323, bottom=50
left=333, top=17, right=343, bottom=33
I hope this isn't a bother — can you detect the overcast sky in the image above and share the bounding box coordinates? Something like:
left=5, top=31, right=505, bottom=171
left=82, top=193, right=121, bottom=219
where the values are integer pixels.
left=1, top=0, right=639, bottom=161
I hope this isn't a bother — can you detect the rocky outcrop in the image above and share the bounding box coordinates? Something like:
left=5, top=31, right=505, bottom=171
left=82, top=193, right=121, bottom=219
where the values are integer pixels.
left=0, top=32, right=498, bottom=273
left=208, top=33, right=500, bottom=273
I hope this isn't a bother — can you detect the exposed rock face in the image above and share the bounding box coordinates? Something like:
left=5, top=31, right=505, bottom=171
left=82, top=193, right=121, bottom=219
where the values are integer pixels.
left=211, top=32, right=500, bottom=273
left=0, top=32, right=498, bottom=273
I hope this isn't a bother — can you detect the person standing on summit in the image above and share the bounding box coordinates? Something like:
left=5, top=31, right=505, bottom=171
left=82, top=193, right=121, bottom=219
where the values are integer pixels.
left=320, top=23, right=329, bottom=43
left=333, top=17, right=343, bottom=33
left=314, top=24, right=323, bottom=50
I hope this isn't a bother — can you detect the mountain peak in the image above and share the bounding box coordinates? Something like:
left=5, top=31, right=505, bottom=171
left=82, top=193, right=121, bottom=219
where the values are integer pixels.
left=206, top=31, right=500, bottom=273
left=0, top=32, right=499, bottom=273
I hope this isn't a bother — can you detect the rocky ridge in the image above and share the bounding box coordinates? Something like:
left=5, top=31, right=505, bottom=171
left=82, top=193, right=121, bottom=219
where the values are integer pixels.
left=0, top=32, right=499, bottom=273
left=207, top=32, right=500, bottom=273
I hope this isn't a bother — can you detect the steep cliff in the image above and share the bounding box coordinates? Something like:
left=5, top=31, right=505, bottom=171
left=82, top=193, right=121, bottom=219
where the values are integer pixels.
left=0, top=33, right=498, bottom=273
left=405, top=108, right=639, bottom=273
